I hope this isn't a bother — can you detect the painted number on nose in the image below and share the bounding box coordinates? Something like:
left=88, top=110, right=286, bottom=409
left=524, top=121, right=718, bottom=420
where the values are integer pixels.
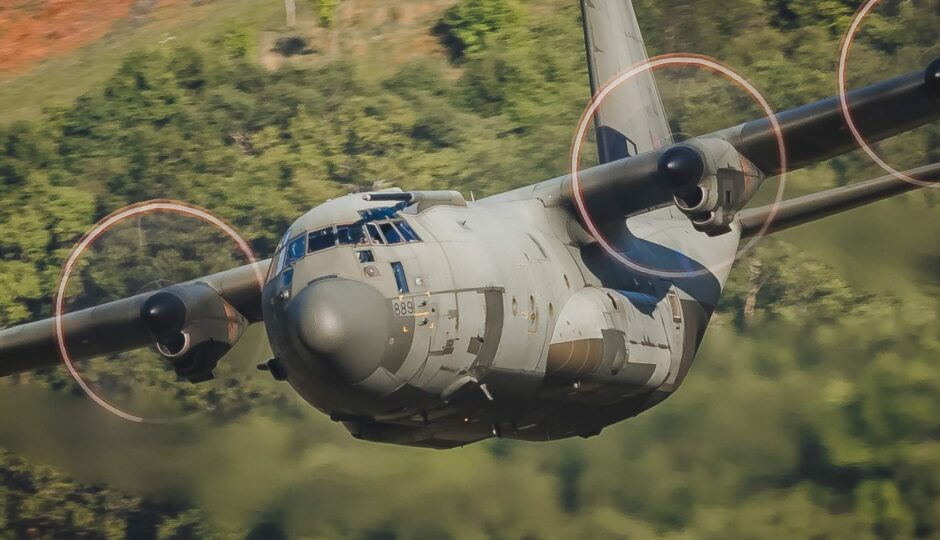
left=393, top=299, right=415, bottom=317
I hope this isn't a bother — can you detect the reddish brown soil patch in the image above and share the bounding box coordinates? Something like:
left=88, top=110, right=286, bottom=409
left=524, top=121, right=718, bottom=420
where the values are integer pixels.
left=0, top=0, right=135, bottom=73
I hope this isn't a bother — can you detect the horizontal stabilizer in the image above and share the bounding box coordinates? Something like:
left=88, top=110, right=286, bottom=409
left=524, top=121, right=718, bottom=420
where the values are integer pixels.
left=739, top=163, right=940, bottom=238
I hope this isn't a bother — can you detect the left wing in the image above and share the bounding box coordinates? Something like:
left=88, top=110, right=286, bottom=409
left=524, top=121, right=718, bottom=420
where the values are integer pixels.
left=0, top=260, right=269, bottom=382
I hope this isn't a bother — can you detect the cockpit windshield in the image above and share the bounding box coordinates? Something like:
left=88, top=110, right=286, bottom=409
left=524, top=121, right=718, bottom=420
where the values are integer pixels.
left=307, top=227, right=336, bottom=253
left=336, top=224, right=365, bottom=245
left=366, top=223, right=383, bottom=244
left=268, top=212, right=424, bottom=284
left=307, top=218, right=421, bottom=255
left=396, top=221, right=419, bottom=242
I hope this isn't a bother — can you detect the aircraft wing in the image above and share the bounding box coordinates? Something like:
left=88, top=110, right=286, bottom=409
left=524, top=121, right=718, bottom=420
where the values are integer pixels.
left=738, top=163, right=940, bottom=238
left=0, top=260, right=269, bottom=381
left=581, top=0, right=672, bottom=163
left=532, top=57, right=940, bottom=232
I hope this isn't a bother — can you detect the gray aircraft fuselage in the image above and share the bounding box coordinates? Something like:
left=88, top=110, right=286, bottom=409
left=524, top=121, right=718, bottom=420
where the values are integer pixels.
left=261, top=180, right=734, bottom=448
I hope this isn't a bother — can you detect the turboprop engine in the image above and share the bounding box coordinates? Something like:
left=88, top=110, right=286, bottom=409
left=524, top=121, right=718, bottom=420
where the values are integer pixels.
left=566, top=137, right=765, bottom=235
left=664, top=139, right=765, bottom=234
left=140, top=283, right=248, bottom=383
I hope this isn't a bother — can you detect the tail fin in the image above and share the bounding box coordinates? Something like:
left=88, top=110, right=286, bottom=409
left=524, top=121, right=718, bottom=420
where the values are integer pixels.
left=580, top=0, right=671, bottom=163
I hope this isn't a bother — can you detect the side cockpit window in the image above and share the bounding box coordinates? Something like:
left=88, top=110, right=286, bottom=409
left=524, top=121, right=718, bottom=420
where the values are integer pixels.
left=287, top=235, right=306, bottom=264
left=268, top=230, right=293, bottom=282
left=368, top=219, right=421, bottom=246
left=396, top=221, right=419, bottom=242
left=268, top=232, right=305, bottom=284
left=380, top=222, right=402, bottom=244
left=366, top=223, right=384, bottom=244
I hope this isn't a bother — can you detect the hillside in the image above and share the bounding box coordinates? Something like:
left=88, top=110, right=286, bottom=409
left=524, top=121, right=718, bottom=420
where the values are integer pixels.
left=0, top=0, right=460, bottom=123
left=0, top=0, right=939, bottom=538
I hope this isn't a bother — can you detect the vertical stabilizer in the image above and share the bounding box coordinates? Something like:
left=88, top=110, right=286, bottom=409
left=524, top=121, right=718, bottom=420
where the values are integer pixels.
left=581, top=0, right=671, bottom=163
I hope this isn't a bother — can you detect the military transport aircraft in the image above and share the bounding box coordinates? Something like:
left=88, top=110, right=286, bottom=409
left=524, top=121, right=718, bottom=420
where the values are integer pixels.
left=1, top=0, right=939, bottom=448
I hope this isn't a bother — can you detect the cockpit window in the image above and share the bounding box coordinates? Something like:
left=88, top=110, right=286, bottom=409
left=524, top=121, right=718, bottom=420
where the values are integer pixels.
left=307, top=227, right=336, bottom=253
left=267, top=213, right=424, bottom=284
left=336, top=224, right=366, bottom=246
left=366, top=223, right=384, bottom=244
left=277, top=229, right=292, bottom=252
left=363, top=219, right=421, bottom=246
left=380, top=222, right=403, bottom=244
left=396, top=221, right=419, bottom=242
left=360, top=206, right=400, bottom=221
left=287, top=235, right=306, bottom=264
left=268, top=229, right=293, bottom=282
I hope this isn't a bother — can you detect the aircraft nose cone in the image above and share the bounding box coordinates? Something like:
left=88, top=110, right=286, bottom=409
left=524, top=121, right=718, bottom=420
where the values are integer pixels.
left=286, top=278, right=392, bottom=384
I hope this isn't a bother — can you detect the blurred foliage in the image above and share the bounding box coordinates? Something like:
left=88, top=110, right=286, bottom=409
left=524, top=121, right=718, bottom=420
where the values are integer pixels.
left=439, top=0, right=524, bottom=59
left=0, top=449, right=229, bottom=540
left=0, top=0, right=939, bottom=538
left=310, top=0, right=341, bottom=27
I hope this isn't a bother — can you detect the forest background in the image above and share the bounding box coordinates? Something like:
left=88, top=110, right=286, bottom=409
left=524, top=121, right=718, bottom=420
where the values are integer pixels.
left=1, top=0, right=939, bottom=538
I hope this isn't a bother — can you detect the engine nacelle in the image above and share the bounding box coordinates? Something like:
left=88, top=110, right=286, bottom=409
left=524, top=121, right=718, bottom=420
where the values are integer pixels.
left=666, top=139, right=765, bottom=235
left=141, top=283, right=248, bottom=383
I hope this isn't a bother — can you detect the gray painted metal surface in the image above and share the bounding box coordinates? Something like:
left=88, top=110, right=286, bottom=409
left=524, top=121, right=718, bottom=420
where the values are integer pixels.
left=580, top=0, right=671, bottom=162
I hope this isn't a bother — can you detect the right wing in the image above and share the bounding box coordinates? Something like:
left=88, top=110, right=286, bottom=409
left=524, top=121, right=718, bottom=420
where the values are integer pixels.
left=581, top=0, right=672, bottom=163
left=0, top=260, right=269, bottom=381
left=549, top=57, right=940, bottom=227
